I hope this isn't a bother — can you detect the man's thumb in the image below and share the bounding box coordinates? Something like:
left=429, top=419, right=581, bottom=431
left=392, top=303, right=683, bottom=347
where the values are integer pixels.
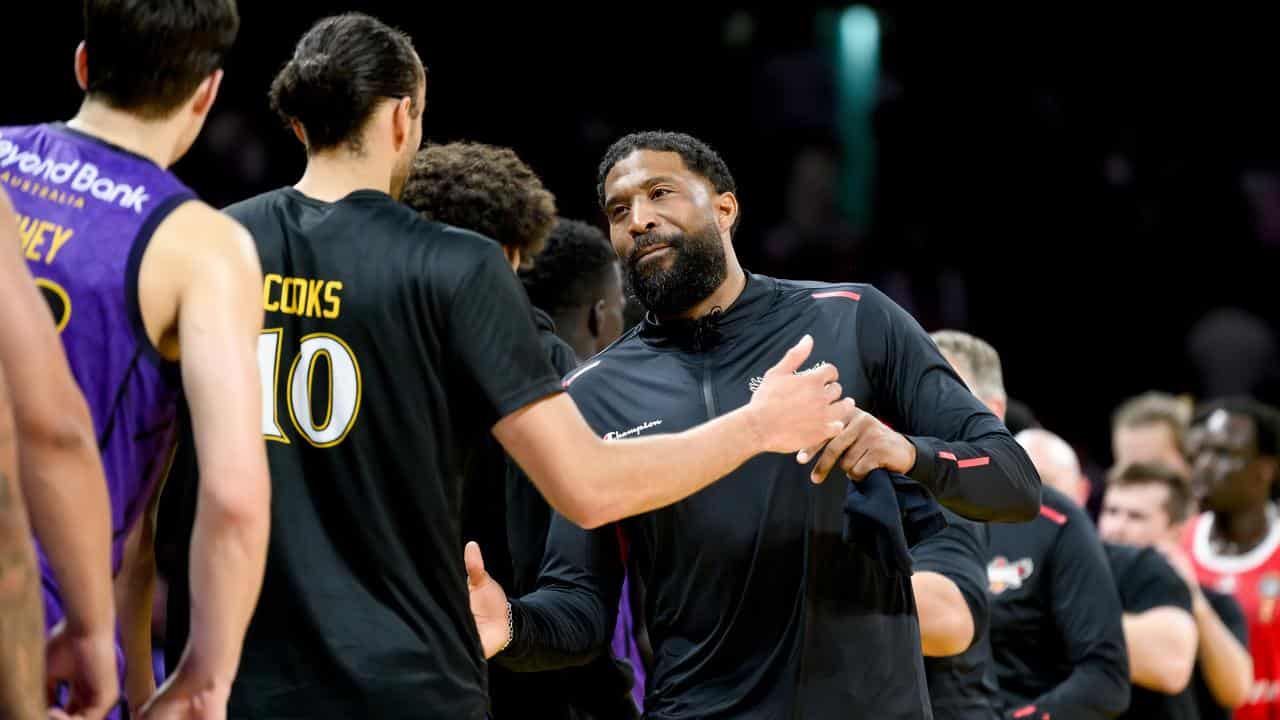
left=465, top=541, right=487, bottom=584
left=767, top=334, right=813, bottom=376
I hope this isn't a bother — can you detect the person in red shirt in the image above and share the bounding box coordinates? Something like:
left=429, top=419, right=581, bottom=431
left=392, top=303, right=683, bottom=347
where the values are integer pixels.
left=1184, top=397, right=1280, bottom=718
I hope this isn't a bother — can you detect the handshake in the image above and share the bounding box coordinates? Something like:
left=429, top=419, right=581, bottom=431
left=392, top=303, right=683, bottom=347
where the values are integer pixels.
left=736, top=334, right=918, bottom=483
left=466, top=334, right=919, bottom=659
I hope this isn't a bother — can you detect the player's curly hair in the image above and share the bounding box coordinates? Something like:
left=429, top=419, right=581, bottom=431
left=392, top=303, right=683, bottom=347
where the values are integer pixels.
left=401, top=142, right=557, bottom=265
left=596, top=131, right=740, bottom=235
left=520, top=218, right=617, bottom=316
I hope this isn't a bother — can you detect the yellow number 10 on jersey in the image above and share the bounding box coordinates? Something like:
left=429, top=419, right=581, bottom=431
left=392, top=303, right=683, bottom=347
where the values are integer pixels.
left=258, top=329, right=362, bottom=447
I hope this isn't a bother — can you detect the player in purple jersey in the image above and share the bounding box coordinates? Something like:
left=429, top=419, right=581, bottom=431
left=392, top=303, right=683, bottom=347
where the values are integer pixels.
left=0, top=186, right=116, bottom=719
left=0, top=2, right=270, bottom=717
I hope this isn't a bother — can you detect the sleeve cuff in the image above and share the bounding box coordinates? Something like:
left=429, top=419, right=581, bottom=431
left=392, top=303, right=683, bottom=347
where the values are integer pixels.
left=500, top=597, right=531, bottom=662
left=905, top=435, right=942, bottom=492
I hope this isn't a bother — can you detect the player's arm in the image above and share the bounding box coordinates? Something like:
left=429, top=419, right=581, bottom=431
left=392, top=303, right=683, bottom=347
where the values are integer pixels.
left=468, top=512, right=623, bottom=669
left=914, top=573, right=973, bottom=657
left=911, top=515, right=987, bottom=657
left=116, top=494, right=159, bottom=714
left=1119, top=548, right=1198, bottom=694
left=0, top=375, right=44, bottom=720
left=0, top=187, right=117, bottom=717
left=1123, top=608, right=1197, bottom=694
left=138, top=203, right=270, bottom=711
left=1192, top=591, right=1252, bottom=708
left=1017, top=519, right=1129, bottom=719
left=809, top=287, right=1040, bottom=523
left=1155, top=542, right=1253, bottom=707
left=448, top=242, right=847, bottom=530
left=497, top=359, right=843, bottom=529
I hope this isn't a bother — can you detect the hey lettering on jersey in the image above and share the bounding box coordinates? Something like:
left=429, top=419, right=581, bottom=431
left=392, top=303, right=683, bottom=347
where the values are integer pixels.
left=14, top=212, right=73, bottom=264
left=263, top=273, right=343, bottom=319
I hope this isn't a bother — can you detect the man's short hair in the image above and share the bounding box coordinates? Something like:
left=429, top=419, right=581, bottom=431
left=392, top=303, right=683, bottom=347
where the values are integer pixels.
left=401, top=143, right=556, bottom=265
left=1107, top=461, right=1195, bottom=525
left=520, top=218, right=617, bottom=317
left=930, top=330, right=1006, bottom=401
left=1111, top=391, right=1192, bottom=452
left=84, top=0, right=239, bottom=118
left=1192, top=396, right=1280, bottom=457
left=596, top=131, right=740, bottom=235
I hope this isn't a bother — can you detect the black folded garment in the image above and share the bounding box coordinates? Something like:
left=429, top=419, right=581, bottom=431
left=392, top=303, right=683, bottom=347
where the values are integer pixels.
left=842, top=468, right=948, bottom=576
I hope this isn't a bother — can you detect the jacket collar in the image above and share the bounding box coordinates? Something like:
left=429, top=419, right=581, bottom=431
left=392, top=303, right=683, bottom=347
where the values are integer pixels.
left=638, top=272, right=777, bottom=351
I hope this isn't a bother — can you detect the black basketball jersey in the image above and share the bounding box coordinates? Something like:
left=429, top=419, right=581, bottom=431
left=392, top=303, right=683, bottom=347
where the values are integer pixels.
left=223, top=187, right=561, bottom=719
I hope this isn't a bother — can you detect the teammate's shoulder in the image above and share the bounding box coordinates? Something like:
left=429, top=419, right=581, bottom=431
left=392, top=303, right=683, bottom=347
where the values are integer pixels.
left=1037, top=485, right=1091, bottom=528
left=561, top=324, right=646, bottom=391
left=423, top=219, right=504, bottom=252
left=222, top=188, right=288, bottom=222
left=770, top=275, right=882, bottom=310
left=1102, top=541, right=1144, bottom=568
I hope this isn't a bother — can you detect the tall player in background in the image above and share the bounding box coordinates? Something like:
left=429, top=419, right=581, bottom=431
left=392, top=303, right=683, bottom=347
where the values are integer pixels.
left=1185, top=397, right=1280, bottom=719
left=0, top=187, right=117, bottom=720
left=0, top=1, right=271, bottom=716
left=222, top=14, right=847, bottom=719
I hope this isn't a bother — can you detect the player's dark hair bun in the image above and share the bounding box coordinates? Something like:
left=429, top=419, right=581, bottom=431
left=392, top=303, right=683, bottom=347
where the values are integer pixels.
left=269, top=13, right=422, bottom=152
left=270, top=53, right=362, bottom=148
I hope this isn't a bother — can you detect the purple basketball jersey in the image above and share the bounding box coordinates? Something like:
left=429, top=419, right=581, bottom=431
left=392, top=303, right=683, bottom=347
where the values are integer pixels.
left=0, top=123, right=194, bottom=628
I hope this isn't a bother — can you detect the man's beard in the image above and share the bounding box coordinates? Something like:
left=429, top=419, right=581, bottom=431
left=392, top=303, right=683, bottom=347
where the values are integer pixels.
left=625, top=222, right=728, bottom=318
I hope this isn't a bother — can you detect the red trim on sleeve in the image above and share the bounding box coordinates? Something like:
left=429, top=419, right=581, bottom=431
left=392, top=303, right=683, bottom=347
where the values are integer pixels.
left=811, top=290, right=861, bottom=301
left=938, top=451, right=991, bottom=469
left=1039, top=505, right=1068, bottom=525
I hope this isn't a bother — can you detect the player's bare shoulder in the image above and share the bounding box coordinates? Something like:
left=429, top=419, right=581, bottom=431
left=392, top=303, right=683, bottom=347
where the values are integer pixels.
left=138, top=199, right=263, bottom=358
left=156, top=200, right=257, bottom=268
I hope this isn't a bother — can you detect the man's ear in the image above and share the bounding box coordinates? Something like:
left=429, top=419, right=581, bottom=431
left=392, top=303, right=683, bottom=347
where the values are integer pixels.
left=715, top=191, right=739, bottom=237
left=588, top=299, right=604, bottom=338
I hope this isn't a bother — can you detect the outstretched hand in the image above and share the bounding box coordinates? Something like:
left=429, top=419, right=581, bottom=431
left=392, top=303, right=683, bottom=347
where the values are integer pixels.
left=465, top=542, right=511, bottom=658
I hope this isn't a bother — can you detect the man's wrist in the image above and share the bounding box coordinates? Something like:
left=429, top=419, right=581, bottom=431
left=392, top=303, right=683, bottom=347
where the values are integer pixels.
left=895, top=431, right=918, bottom=474
left=738, top=404, right=770, bottom=453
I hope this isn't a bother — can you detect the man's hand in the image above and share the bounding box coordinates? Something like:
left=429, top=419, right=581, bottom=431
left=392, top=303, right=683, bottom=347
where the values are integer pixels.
left=465, top=542, right=511, bottom=658
left=795, top=398, right=917, bottom=483
left=45, top=619, right=118, bottom=720
left=746, top=335, right=850, bottom=454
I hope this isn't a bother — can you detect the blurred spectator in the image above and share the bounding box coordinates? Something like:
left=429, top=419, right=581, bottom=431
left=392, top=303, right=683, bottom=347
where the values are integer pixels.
left=1017, top=429, right=1090, bottom=508
left=1100, top=462, right=1253, bottom=720
left=1111, top=391, right=1193, bottom=477
left=1183, top=397, right=1280, bottom=717
left=989, top=424, right=1130, bottom=718
left=930, top=330, right=1007, bottom=421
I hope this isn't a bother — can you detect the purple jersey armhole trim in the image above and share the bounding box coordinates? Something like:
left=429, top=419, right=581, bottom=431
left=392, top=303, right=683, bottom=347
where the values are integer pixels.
left=124, top=192, right=197, bottom=371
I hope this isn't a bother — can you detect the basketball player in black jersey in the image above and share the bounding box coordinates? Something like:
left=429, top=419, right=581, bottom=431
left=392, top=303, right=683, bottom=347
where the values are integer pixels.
left=221, top=14, right=849, bottom=719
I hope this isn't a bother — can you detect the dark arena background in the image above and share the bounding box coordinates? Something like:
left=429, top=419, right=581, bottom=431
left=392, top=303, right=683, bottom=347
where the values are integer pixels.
left=7, top=2, right=1280, bottom=488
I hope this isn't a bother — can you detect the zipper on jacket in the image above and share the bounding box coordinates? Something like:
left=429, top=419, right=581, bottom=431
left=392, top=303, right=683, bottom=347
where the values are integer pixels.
left=701, top=358, right=717, bottom=418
